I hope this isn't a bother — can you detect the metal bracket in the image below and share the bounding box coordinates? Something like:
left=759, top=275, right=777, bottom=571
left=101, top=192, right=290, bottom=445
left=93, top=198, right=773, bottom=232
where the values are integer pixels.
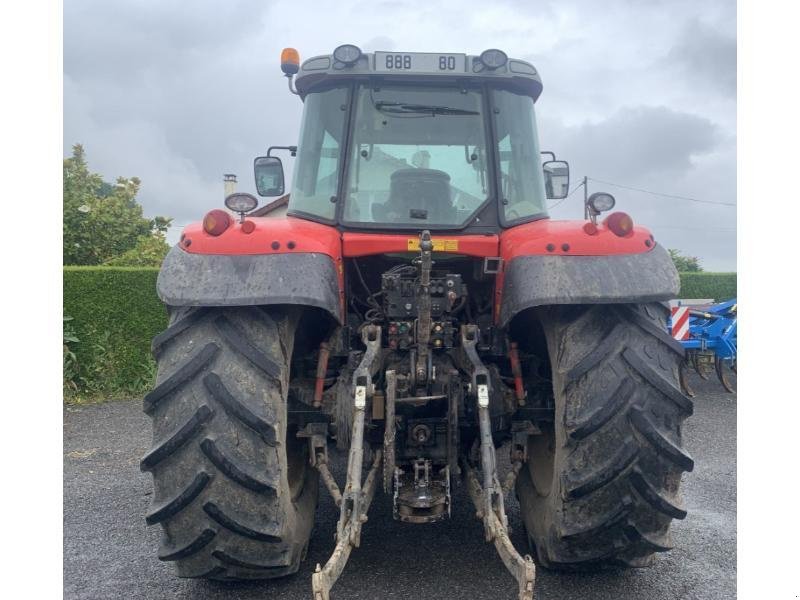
left=464, top=460, right=535, bottom=600
left=300, top=423, right=343, bottom=508
left=460, top=326, right=536, bottom=600
left=383, top=370, right=397, bottom=493
left=483, top=256, right=503, bottom=275
left=312, top=326, right=383, bottom=600
left=461, top=324, right=490, bottom=397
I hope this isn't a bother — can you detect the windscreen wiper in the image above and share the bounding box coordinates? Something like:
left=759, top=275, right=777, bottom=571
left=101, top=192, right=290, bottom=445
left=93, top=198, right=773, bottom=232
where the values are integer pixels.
left=374, top=101, right=479, bottom=116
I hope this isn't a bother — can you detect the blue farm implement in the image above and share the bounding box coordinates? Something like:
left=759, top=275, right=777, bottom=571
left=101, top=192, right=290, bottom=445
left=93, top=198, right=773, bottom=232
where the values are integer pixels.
left=670, top=299, right=737, bottom=395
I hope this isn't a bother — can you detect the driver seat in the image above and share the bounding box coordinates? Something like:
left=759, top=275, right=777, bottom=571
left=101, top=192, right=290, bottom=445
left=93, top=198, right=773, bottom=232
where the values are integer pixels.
left=384, top=168, right=454, bottom=223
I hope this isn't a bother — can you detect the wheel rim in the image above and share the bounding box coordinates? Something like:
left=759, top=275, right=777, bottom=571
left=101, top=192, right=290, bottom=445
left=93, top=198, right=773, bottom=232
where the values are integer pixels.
left=286, top=425, right=308, bottom=501
left=526, top=421, right=555, bottom=497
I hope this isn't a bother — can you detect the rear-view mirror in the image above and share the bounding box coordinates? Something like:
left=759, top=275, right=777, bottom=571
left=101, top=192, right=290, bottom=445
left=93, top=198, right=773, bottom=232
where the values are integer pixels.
left=543, top=160, right=570, bottom=199
left=254, top=156, right=285, bottom=197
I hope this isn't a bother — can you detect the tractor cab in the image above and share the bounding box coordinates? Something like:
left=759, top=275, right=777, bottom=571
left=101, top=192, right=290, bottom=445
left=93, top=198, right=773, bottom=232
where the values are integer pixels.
left=255, top=45, right=569, bottom=233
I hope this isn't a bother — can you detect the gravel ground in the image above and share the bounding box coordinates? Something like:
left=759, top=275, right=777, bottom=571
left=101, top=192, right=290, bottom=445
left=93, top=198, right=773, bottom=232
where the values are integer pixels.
left=63, top=375, right=736, bottom=600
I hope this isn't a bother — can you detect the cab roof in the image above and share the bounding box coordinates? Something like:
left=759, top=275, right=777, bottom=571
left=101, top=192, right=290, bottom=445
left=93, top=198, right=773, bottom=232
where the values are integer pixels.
left=294, top=50, right=543, bottom=101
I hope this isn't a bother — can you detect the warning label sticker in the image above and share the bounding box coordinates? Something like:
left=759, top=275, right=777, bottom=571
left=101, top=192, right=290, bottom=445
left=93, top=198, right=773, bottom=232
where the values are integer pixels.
left=407, top=238, right=459, bottom=252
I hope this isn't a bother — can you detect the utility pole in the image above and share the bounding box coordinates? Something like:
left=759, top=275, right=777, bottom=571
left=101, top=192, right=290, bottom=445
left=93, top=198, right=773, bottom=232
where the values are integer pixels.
left=583, top=175, right=588, bottom=219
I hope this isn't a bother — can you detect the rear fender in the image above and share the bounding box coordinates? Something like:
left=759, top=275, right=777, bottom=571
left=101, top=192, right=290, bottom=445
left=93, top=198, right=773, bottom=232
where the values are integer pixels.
left=497, top=220, right=678, bottom=327
left=157, top=217, right=344, bottom=323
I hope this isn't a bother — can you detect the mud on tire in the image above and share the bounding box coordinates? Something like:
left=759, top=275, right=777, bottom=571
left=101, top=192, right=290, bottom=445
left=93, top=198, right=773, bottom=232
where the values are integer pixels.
left=516, top=303, right=693, bottom=569
left=141, top=306, right=318, bottom=580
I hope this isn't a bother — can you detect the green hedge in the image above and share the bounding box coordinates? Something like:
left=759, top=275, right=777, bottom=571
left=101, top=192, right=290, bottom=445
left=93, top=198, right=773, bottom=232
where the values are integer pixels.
left=678, top=272, right=737, bottom=301
left=63, top=267, right=167, bottom=399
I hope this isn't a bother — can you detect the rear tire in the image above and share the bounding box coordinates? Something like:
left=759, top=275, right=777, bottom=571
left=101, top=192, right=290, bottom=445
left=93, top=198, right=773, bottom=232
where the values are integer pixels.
left=516, top=303, right=693, bottom=569
left=142, top=306, right=318, bottom=580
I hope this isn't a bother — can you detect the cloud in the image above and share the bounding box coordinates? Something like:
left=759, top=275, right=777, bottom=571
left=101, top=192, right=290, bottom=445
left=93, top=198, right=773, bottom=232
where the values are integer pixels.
left=666, top=19, right=737, bottom=96
left=542, top=105, right=720, bottom=181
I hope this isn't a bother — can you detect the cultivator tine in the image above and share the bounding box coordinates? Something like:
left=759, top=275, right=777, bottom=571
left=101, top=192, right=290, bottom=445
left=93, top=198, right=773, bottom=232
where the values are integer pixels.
left=691, top=351, right=710, bottom=380
left=715, top=356, right=736, bottom=393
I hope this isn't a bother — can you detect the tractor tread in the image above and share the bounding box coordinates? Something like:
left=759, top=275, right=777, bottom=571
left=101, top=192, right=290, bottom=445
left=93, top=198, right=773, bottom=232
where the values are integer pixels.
left=158, top=528, right=216, bottom=561
left=630, top=468, right=687, bottom=519
left=560, top=496, right=633, bottom=540
left=629, top=405, right=695, bottom=471
left=199, top=438, right=278, bottom=494
left=564, top=439, right=639, bottom=499
left=143, top=307, right=318, bottom=581
left=613, top=305, right=685, bottom=357
left=212, top=550, right=293, bottom=570
left=151, top=308, right=209, bottom=356
left=622, top=348, right=694, bottom=415
left=623, top=522, right=673, bottom=553
left=567, top=378, right=635, bottom=440
left=214, top=315, right=282, bottom=379
left=143, top=343, right=219, bottom=414
left=140, top=405, right=214, bottom=470
left=145, top=471, right=211, bottom=525
left=203, top=373, right=276, bottom=446
left=203, top=501, right=283, bottom=542
left=517, top=303, right=692, bottom=570
left=565, top=324, right=623, bottom=381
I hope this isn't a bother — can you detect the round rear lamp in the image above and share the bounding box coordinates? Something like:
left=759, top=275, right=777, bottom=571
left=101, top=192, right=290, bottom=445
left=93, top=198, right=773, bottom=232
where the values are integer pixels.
left=604, top=211, right=634, bottom=237
left=203, top=209, right=231, bottom=236
left=479, top=48, right=508, bottom=70
left=240, top=220, right=256, bottom=234
left=582, top=222, right=598, bottom=235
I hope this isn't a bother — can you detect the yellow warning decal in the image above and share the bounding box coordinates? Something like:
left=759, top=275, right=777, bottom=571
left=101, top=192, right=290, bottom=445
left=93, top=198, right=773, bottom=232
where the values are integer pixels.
left=407, top=238, right=459, bottom=252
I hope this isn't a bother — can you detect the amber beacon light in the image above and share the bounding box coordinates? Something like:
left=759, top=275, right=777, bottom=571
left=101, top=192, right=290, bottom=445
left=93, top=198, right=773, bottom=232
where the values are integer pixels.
left=281, top=48, right=300, bottom=75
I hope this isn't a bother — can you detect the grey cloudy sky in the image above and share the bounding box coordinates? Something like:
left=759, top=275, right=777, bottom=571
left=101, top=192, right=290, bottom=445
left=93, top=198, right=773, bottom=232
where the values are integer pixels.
left=64, top=0, right=736, bottom=270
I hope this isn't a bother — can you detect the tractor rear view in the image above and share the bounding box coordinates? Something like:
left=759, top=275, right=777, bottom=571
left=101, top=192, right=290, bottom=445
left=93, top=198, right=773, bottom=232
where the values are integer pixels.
left=142, top=45, right=692, bottom=599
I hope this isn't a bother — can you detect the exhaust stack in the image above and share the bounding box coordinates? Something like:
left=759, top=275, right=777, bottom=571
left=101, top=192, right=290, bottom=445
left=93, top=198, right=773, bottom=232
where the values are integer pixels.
left=223, top=173, right=237, bottom=199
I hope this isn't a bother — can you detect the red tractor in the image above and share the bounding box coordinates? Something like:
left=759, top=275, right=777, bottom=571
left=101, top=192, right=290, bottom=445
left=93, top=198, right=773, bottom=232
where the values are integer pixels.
left=143, top=45, right=692, bottom=600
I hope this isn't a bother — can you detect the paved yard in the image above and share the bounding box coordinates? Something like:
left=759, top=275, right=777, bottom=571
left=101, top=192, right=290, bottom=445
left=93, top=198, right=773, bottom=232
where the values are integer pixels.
left=64, top=376, right=735, bottom=600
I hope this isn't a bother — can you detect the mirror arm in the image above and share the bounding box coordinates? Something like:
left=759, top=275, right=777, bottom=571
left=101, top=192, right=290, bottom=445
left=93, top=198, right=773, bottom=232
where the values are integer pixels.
left=267, top=146, right=298, bottom=158
left=540, top=151, right=556, bottom=162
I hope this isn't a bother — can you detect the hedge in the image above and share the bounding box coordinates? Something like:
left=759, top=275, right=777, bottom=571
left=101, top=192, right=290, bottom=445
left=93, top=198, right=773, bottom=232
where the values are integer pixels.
left=677, top=272, right=737, bottom=302
left=63, top=267, right=167, bottom=399
left=62, top=267, right=736, bottom=398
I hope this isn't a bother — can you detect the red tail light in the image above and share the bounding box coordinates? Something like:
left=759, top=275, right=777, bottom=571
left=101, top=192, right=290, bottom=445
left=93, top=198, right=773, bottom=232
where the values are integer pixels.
left=203, top=209, right=231, bottom=236
left=604, top=212, right=634, bottom=237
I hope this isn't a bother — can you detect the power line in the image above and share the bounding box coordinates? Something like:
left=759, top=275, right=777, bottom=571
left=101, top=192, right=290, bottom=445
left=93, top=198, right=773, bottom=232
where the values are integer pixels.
left=587, top=177, right=736, bottom=207
left=548, top=180, right=585, bottom=210
left=654, top=226, right=736, bottom=232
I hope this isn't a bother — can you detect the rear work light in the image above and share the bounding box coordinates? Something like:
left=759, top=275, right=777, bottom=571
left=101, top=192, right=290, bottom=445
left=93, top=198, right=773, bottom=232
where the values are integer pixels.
left=203, top=209, right=231, bottom=236
left=604, top=211, right=634, bottom=237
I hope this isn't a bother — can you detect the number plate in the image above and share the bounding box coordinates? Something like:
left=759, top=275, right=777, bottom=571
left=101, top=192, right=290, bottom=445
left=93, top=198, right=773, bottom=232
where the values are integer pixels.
left=375, top=52, right=466, bottom=74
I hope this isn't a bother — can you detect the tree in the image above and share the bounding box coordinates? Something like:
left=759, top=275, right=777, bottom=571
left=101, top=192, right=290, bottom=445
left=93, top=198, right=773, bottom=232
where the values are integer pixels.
left=668, top=248, right=703, bottom=272
left=104, top=233, right=171, bottom=267
left=63, top=144, right=172, bottom=265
